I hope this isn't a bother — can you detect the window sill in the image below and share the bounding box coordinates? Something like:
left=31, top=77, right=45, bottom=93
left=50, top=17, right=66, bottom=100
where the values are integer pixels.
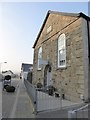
left=56, top=66, right=67, bottom=70
left=37, top=68, right=42, bottom=71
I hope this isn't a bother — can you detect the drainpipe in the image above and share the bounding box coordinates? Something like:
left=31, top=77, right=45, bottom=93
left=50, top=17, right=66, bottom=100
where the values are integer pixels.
left=87, top=20, right=90, bottom=101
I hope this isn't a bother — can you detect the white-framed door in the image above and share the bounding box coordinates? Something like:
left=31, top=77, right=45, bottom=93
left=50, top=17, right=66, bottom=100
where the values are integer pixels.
left=47, top=68, right=52, bottom=86
left=44, top=65, right=53, bottom=87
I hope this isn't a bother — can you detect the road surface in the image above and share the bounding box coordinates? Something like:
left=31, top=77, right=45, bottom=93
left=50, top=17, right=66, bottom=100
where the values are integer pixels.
left=2, top=78, right=20, bottom=118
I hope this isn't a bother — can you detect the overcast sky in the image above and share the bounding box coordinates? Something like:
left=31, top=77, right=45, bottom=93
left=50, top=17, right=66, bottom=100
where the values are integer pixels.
left=0, top=2, right=88, bottom=73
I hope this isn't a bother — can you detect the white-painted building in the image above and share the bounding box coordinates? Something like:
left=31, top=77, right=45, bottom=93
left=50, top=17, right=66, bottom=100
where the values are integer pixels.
left=20, top=63, right=33, bottom=80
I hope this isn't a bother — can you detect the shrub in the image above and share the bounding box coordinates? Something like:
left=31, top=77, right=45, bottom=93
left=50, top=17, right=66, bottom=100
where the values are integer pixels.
left=37, top=82, right=42, bottom=88
left=48, top=85, right=56, bottom=96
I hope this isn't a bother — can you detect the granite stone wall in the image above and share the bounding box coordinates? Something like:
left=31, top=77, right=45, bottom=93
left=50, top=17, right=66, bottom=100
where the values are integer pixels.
left=33, top=14, right=85, bottom=102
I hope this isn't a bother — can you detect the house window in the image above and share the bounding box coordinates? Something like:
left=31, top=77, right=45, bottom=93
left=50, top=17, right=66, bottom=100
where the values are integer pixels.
left=38, top=46, right=42, bottom=70
left=58, top=33, right=66, bottom=68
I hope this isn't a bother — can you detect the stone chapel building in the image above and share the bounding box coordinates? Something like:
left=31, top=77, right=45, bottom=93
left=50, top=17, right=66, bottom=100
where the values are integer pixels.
left=32, top=10, right=90, bottom=102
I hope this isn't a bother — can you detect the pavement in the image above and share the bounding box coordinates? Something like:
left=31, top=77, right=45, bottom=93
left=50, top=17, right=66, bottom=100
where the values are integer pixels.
left=9, top=79, right=35, bottom=118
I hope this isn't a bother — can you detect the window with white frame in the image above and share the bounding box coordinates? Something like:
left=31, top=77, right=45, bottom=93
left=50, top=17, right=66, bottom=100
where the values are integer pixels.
left=38, top=46, right=42, bottom=70
left=58, top=33, right=66, bottom=68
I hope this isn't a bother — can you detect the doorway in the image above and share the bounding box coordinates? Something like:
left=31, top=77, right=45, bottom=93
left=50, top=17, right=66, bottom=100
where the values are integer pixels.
left=44, top=65, right=52, bottom=87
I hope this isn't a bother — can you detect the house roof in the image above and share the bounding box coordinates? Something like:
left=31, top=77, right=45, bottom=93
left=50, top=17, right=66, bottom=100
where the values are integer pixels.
left=21, top=63, right=33, bottom=72
left=33, top=10, right=90, bottom=48
left=2, top=70, right=14, bottom=74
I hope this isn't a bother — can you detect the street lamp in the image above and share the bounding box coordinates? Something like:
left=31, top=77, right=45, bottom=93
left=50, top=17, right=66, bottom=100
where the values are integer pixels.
left=0, top=62, right=7, bottom=73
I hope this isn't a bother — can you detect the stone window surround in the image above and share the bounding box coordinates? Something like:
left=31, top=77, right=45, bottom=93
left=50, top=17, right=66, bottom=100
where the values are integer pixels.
left=38, top=46, right=42, bottom=70
left=58, top=33, right=66, bottom=68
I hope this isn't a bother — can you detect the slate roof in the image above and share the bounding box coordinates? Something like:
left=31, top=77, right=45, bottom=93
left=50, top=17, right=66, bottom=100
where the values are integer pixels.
left=33, top=10, right=90, bottom=48
left=21, top=63, right=33, bottom=72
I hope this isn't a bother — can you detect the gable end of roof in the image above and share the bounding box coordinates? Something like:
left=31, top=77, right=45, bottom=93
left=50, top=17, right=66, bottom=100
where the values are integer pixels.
left=33, top=11, right=90, bottom=48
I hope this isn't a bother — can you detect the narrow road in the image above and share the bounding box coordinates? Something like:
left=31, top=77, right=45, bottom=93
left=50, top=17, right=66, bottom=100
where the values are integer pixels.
left=2, top=78, right=20, bottom=118
left=2, top=78, right=35, bottom=118
left=9, top=79, right=35, bottom=118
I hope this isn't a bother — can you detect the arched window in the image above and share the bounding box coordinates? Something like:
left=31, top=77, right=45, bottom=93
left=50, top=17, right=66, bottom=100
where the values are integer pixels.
left=58, top=33, right=66, bottom=68
left=38, top=46, right=42, bottom=70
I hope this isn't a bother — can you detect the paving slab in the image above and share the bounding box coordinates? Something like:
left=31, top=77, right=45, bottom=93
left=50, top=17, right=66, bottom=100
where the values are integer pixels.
left=9, top=80, right=35, bottom=118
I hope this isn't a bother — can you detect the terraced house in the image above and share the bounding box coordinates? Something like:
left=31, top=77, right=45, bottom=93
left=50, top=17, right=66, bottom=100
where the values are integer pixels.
left=32, top=10, right=90, bottom=102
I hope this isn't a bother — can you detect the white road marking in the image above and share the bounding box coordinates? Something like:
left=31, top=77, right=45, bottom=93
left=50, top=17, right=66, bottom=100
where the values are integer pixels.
left=9, top=80, right=21, bottom=118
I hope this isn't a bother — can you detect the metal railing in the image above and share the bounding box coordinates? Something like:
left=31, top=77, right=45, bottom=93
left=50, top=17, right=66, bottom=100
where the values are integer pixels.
left=24, top=80, right=62, bottom=113
left=36, top=88, right=62, bottom=112
left=24, top=79, right=83, bottom=115
left=68, top=104, right=89, bottom=118
left=24, top=79, right=37, bottom=113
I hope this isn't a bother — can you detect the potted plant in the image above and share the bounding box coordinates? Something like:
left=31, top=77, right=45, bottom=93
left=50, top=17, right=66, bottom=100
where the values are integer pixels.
left=48, top=85, right=56, bottom=96
left=37, top=82, right=42, bottom=88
